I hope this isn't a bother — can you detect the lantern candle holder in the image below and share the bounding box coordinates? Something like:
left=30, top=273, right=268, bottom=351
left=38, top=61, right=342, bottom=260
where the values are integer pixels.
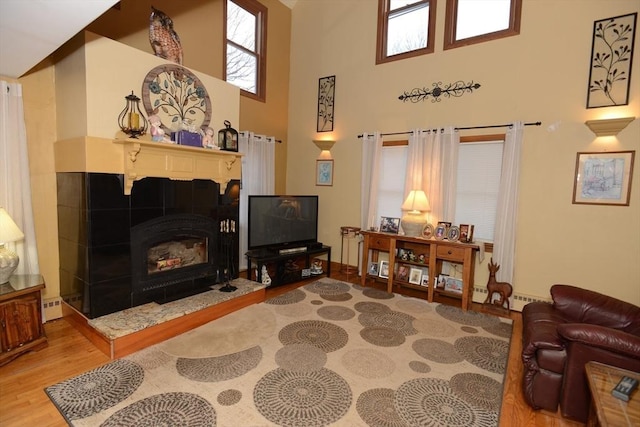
left=118, top=91, right=148, bottom=138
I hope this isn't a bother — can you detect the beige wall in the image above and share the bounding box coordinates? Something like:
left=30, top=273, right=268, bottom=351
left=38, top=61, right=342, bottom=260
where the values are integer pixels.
left=287, top=0, right=640, bottom=305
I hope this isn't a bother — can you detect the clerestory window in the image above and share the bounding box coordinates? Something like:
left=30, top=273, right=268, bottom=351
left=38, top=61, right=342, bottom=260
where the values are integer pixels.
left=225, top=0, right=267, bottom=101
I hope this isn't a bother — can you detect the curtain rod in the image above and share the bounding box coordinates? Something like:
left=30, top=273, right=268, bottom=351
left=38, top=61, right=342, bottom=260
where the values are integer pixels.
left=357, top=121, right=541, bottom=138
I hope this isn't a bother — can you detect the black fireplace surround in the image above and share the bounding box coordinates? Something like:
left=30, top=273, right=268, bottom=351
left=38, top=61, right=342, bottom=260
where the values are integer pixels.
left=56, top=172, right=239, bottom=318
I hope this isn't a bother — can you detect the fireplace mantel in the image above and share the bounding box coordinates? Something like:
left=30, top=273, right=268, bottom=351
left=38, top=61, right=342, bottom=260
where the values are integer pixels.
left=55, top=137, right=242, bottom=194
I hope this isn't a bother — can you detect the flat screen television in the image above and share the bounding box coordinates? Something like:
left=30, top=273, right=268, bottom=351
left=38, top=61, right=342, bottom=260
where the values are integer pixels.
left=248, top=195, right=319, bottom=251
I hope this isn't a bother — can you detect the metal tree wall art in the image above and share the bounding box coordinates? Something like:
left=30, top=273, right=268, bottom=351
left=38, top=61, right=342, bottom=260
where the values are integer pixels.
left=317, top=75, right=335, bottom=132
left=587, top=13, right=637, bottom=108
left=399, top=80, right=481, bottom=103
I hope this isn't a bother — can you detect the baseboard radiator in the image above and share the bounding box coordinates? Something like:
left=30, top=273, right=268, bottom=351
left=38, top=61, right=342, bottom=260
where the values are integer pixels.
left=472, top=287, right=551, bottom=312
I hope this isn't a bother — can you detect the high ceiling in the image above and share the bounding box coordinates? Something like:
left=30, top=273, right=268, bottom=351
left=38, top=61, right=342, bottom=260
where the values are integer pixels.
left=0, top=0, right=296, bottom=79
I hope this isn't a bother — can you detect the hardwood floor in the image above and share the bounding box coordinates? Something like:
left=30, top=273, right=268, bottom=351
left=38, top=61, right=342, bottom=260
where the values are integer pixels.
left=0, top=269, right=584, bottom=427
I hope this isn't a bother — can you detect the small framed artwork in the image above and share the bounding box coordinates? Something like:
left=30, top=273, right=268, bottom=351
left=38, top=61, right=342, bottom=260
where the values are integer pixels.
left=367, top=262, right=379, bottom=276
left=378, top=260, right=390, bottom=279
left=317, top=75, right=335, bottom=132
left=434, top=223, right=447, bottom=240
left=397, top=264, right=409, bottom=281
left=444, top=277, right=463, bottom=293
left=316, top=159, right=334, bottom=186
left=447, top=225, right=460, bottom=242
left=421, top=274, right=429, bottom=287
left=436, top=274, right=448, bottom=289
left=459, top=224, right=474, bottom=243
left=572, top=151, right=635, bottom=206
left=422, top=223, right=434, bottom=239
left=380, top=217, right=400, bottom=234
left=409, top=268, right=422, bottom=285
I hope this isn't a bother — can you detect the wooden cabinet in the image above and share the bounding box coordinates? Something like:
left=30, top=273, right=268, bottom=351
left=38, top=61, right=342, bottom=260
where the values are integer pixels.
left=360, top=231, right=479, bottom=311
left=0, top=275, right=47, bottom=366
left=246, top=246, right=332, bottom=288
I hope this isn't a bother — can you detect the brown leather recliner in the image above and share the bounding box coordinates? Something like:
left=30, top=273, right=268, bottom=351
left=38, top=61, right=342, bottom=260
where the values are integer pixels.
left=521, top=284, right=640, bottom=423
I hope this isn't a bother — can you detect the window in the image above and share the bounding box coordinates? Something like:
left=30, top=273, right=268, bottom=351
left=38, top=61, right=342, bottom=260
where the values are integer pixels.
left=225, top=0, right=267, bottom=101
left=376, top=0, right=437, bottom=64
left=444, top=0, right=521, bottom=50
left=377, top=144, right=408, bottom=219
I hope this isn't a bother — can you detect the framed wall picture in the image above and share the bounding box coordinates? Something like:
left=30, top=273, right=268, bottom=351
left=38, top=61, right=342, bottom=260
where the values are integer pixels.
left=409, top=268, right=422, bottom=285
left=573, top=151, right=635, bottom=206
left=378, top=260, right=389, bottom=279
left=317, top=75, right=335, bottom=132
left=316, top=159, right=334, bottom=186
left=380, top=217, right=400, bottom=234
left=586, top=13, right=637, bottom=108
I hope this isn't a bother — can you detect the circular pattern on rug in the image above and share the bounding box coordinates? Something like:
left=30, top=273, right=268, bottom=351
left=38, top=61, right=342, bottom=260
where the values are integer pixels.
left=409, top=360, right=431, bottom=374
left=127, top=347, right=173, bottom=370
left=363, top=287, right=395, bottom=299
left=45, top=359, right=144, bottom=420
left=176, top=345, right=262, bottom=382
left=253, top=368, right=352, bottom=427
left=412, top=338, right=464, bottom=364
left=395, top=378, right=496, bottom=427
left=413, top=318, right=457, bottom=337
left=360, top=326, right=406, bottom=347
left=275, top=344, right=327, bottom=372
left=359, top=311, right=417, bottom=336
left=450, top=373, right=502, bottom=412
left=435, top=304, right=500, bottom=328
left=356, top=388, right=406, bottom=427
left=483, top=321, right=513, bottom=339
left=275, top=302, right=314, bottom=318
left=454, top=336, right=509, bottom=374
left=321, top=292, right=353, bottom=302
left=266, top=288, right=306, bottom=305
left=395, top=298, right=433, bottom=314
left=341, top=348, right=395, bottom=379
left=101, top=392, right=216, bottom=426
left=461, top=326, right=478, bottom=334
left=304, top=279, right=351, bottom=295
left=317, top=305, right=356, bottom=321
left=217, top=389, right=242, bottom=406
left=354, top=301, right=392, bottom=314
left=279, top=320, right=348, bottom=353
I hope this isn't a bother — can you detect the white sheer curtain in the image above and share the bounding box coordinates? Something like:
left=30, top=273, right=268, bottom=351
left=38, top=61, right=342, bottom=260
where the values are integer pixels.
left=404, top=126, right=459, bottom=226
left=238, top=131, right=275, bottom=270
left=360, top=132, right=383, bottom=230
left=0, top=81, right=39, bottom=275
left=492, top=122, right=524, bottom=283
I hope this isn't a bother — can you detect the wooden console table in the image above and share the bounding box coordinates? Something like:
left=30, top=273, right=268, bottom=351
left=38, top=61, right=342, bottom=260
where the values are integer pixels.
left=585, top=361, right=640, bottom=426
left=0, top=274, right=47, bottom=365
left=360, top=231, right=479, bottom=311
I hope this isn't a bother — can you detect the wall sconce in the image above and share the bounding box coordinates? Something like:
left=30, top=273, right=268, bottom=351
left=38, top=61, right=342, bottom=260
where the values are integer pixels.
left=585, top=117, right=635, bottom=137
left=313, top=139, right=336, bottom=159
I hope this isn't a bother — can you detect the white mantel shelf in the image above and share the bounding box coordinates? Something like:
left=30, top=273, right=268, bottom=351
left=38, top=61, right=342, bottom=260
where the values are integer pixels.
left=55, top=136, right=243, bottom=195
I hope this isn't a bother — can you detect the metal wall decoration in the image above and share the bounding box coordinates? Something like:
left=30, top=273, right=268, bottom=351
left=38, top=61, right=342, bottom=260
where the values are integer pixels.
left=399, top=80, right=481, bottom=103
left=587, top=13, right=637, bottom=109
left=317, top=75, right=335, bottom=132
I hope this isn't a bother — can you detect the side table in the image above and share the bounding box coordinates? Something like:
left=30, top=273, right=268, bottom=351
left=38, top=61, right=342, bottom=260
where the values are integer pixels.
left=0, top=274, right=48, bottom=366
left=585, top=361, right=640, bottom=426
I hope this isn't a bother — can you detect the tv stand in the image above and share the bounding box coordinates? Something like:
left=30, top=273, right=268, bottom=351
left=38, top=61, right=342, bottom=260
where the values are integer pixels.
left=246, top=245, right=331, bottom=288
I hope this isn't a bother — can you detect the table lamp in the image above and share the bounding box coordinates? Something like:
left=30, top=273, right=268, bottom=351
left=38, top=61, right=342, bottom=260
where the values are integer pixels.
left=401, top=190, right=430, bottom=237
left=0, top=208, right=24, bottom=284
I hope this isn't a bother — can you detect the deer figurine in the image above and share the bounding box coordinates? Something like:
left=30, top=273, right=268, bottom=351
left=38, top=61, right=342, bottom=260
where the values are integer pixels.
left=484, top=258, right=513, bottom=311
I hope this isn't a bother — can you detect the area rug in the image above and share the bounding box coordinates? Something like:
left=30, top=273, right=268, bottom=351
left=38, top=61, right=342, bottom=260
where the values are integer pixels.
left=45, top=278, right=513, bottom=426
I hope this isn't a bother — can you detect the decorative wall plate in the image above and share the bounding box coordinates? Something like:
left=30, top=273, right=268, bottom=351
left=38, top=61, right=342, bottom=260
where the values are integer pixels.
left=142, top=64, right=212, bottom=132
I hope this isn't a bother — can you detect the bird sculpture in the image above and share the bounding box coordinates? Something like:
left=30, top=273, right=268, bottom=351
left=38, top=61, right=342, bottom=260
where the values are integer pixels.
left=149, top=7, right=183, bottom=64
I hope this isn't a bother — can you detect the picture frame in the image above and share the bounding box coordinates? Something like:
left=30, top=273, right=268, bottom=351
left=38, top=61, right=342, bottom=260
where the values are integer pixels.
left=317, top=75, right=335, bottom=132
left=380, top=217, right=400, bottom=234
left=409, top=268, right=423, bottom=285
left=436, top=274, right=448, bottom=289
left=459, top=224, right=474, bottom=243
left=422, top=223, right=434, bottom=239
left=444, top=277, right=463, bottom=294
left=447, top=225, right=460, bottom=242
left=434, top=223, right=447, bottom=240
left=367, top=261, right=379, bottom=276
left=586, top=13, right=637, bottom=108
left=378, top=260, right=389, bottom=279
left=421, top=274, right=429, bottom=287
left=316, top=159, right=334, bottom=186
left=572, top=151, right=635, bottom=206
left=397, top=264, right=409, bottom=281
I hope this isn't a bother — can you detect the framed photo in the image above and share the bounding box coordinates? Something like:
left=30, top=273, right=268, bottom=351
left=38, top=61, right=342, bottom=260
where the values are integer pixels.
left=367, top=262, right=379, bottom=276
left=421, top=274, right=430, bottom=287
left=444, top=277, right=463, bottom=294
left=434, top=223, right=447, bottom=240
left=397, top=264, right=409, bottom=281
left=572, top=151, right=635, bottom=206
left=380, top=217, right=400, bottom=234
left=317, top=75, right=335, bottom=132
left=422, top=223, right=434, bottom=239
left=409, top=268, right=422, bottom=285
left=378, top=260, right=390, bottom=279
left=586, top=13, right=637, bottom=108
left=459, top=224, right=474, bottom=243
left=447, top=225, right=460, bottom=242
left=436, top=274, right=448, bottom=289
left=316, top=159, right=334, bottom=186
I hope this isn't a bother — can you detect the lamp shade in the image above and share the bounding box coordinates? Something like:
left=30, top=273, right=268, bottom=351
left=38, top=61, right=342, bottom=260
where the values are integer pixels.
left=401, top=190, right=430, bottom=213
left=0, top=208, right=24, bottom=243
